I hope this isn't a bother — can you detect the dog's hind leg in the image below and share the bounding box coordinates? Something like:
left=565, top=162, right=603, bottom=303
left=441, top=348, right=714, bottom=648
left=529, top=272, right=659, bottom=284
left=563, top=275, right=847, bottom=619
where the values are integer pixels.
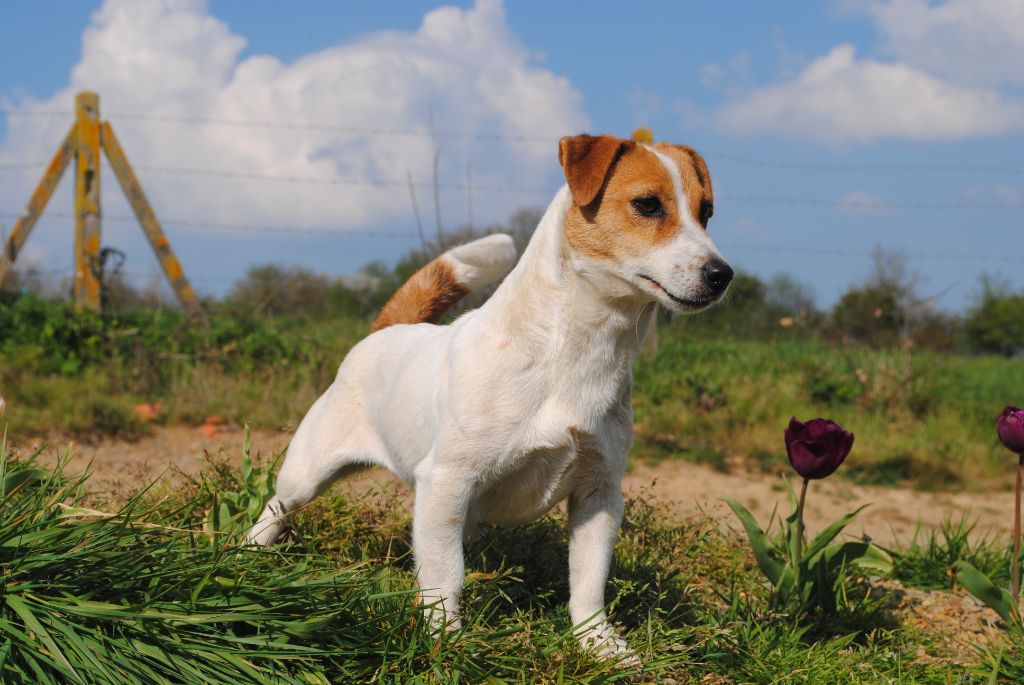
left=246, top=455, right=370, bottom=546
left=246, top=409, right=387, bottom=546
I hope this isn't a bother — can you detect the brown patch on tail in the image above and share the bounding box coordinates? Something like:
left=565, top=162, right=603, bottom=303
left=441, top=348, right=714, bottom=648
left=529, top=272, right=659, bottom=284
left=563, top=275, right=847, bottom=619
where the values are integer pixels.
left=370, top=258, right=470, bottom=332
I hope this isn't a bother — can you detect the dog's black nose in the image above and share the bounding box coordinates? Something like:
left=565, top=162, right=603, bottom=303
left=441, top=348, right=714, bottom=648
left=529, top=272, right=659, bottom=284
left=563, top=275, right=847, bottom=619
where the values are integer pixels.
left=701, top=258, right=734, bottom=296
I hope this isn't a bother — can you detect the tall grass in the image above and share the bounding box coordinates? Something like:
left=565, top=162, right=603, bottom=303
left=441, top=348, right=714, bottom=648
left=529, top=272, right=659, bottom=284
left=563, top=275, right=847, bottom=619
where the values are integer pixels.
left=0, top=436, right=978, bottom=683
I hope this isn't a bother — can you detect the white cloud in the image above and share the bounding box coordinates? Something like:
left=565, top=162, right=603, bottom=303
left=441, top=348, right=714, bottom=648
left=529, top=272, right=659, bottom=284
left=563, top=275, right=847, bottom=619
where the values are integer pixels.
left=712, top=44, right=1024, bottom=143
left=862, top=0, right=1024, bottom=88
left=0, top=0, right=586, bottom=241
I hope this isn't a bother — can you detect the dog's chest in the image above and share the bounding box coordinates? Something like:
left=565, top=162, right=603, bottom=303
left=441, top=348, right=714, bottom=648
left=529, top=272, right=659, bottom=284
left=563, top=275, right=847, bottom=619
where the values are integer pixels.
left=471, top=440, right=582, bottom=527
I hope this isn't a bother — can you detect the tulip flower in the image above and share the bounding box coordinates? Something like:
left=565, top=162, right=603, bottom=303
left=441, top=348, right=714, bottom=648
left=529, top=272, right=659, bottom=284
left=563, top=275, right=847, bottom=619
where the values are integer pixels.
left=727, top=416, right=891, bottom=617
left=997, top=406, right=1024, bottom=600
left=998, top=406, right=1024, bottom=455
left=952, top=407, right=1024, bottom=627
left=785, top=417, right=854, bottom=589
left=785, top=417, right=854, bottom=480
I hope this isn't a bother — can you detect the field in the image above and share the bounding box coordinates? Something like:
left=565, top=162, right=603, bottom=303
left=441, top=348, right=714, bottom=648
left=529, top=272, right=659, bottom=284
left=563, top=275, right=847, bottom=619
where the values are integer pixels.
left=2, top=294, right=1024, bottom=682
left=3, top=293, right=1022, bottom=489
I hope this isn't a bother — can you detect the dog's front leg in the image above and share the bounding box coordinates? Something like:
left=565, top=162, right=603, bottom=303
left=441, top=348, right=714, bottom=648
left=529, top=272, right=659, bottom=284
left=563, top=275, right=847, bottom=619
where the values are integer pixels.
left=567, top=479, right=635, bottom=662
left=413, top=469, right=470, bottom=632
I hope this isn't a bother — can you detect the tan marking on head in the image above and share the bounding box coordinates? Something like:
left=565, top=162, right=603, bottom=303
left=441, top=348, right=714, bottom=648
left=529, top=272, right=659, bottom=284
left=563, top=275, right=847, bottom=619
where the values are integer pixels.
left=558, top=134, right=636, bottom=207
left=654, top=142, right=714, bottom=228
left=370, top=258, right=470, bottom=332
left=562, top=136, right=687, bottom=260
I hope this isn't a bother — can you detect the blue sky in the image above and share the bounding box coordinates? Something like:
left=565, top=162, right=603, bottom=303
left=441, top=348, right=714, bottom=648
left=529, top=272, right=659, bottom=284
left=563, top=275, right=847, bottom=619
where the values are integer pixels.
left=1, top=0, right=1021, bottom=310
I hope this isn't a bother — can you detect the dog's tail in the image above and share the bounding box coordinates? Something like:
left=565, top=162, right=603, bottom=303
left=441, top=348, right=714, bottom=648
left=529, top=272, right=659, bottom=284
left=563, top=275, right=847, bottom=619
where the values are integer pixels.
left=370, top=233, right=517, bottom=333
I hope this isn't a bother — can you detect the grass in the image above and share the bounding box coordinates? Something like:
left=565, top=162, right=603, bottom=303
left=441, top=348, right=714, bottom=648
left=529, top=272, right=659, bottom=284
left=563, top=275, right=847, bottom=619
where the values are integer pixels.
left=3, top=306, right=1022, bottom=490
left=888, top=516, right=1017, bottom=591
left=630, top=326, right=1024, bottom=489
left=5, top=435, right=1011, bottom=684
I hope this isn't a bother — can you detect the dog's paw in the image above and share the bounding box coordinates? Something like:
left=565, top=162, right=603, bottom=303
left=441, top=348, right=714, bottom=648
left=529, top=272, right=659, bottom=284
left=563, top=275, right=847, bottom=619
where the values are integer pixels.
left=578, top=622, right=641, bottom=669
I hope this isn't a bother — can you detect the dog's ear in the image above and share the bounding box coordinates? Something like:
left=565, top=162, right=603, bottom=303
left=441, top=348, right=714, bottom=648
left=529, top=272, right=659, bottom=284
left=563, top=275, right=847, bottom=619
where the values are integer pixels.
left=558, top=134, right=634, bottom=207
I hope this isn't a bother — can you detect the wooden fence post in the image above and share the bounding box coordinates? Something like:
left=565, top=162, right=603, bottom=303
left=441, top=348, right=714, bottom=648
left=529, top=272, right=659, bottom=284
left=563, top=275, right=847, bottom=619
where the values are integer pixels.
left=0, top=128, right=76, bottom=288
left=74, top=91, right=102, bottom=312
left=101, top=122, right=204, bottom=319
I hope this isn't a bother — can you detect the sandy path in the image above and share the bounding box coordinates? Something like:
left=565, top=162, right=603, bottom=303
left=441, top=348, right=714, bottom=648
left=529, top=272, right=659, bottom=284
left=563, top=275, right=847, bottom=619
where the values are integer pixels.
left=16, top=425, right=1014, bottom=546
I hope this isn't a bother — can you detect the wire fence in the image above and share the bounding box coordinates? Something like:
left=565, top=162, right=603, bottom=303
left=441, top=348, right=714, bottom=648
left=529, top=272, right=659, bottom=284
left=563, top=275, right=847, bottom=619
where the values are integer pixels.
left=2, top=106, right=1022, bottom=290
left=1, top=161, right=1021, bottom=209
left=3, top=106, right=1024, bottom=175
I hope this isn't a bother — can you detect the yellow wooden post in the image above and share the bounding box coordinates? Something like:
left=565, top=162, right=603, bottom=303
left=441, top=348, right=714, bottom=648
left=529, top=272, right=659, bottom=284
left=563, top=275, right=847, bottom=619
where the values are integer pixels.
left=100, top=121, right=204, bottom=319
left=0, top=127, right=76, bottom=288
left=74, top=92, right=102, bottom=312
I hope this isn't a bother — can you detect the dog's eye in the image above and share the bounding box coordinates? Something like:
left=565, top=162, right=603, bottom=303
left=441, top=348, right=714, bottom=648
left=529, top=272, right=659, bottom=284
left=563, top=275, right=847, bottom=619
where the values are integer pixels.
left=631, top=196, right=663, bottom=218
left=698, top=200, right=714, bottom=228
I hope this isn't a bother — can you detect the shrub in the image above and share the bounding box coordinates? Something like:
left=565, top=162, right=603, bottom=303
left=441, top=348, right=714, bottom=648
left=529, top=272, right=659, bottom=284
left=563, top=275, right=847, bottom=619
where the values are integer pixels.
left=963, top=275, right=1024, bottom=357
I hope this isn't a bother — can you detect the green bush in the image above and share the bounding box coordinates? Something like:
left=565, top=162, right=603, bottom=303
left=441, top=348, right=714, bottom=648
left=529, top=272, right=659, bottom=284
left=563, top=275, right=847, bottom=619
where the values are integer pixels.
left=963, top=276, right=1024, bottom=357
left=0, top=292, right=315, bottom=378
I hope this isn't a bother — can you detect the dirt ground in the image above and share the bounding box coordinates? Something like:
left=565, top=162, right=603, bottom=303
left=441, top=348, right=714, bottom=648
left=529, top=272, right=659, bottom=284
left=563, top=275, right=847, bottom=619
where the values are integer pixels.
left=18, top=424, right=1015, bottom=547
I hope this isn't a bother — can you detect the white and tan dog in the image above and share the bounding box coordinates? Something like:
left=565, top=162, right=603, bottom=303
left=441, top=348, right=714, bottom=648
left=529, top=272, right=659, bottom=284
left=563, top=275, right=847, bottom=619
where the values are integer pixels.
left=248, top=134, right=733, bottom=660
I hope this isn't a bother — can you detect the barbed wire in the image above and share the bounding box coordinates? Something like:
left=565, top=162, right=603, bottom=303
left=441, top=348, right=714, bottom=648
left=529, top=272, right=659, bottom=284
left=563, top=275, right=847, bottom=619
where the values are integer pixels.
left=0, top=210, right=419, bottom=239
left=715, top=242, right=1022, bottom=264
left=0, top=108, right=558, bottom=143
left=3, top=107, right=1022, bottom=174
left=2, top=161, right=1021, bottom=209
left=5, top=211, right=1020, bottom=265
left=703, top=152, right=1024, bottom=175
left=132, top=164, right=553, bottom=194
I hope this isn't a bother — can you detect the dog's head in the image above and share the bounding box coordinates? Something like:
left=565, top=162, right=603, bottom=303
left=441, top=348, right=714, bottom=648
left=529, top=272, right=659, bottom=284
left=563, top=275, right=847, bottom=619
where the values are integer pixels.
left=558, top=134, right=732, bottom=313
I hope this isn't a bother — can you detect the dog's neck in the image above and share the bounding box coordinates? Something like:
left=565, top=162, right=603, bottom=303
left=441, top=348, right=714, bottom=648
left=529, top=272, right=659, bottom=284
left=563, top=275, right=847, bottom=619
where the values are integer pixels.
left=483, top=187, right=654, bottom=370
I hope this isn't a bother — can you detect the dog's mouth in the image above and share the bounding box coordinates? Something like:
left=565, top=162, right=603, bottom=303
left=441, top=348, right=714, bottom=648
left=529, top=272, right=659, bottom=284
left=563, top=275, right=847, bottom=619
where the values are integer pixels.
left=637, top=273, right=716, bottom=310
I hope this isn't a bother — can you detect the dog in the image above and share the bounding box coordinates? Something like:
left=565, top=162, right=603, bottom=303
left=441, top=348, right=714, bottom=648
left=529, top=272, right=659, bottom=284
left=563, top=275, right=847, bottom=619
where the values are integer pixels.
left=247, top=134, right=733, bottom=661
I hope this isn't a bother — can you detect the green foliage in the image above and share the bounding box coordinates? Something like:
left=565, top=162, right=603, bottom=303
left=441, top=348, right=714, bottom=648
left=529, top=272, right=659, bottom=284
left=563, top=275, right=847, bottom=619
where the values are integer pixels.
left=0, top=438, right=963, bottom=683
left=826, top=249, right=960, bottom=353
left=890, top=517, right=1013, bottom=590
left=0, top=292, right=318, bottom=378
left=954, top=560, right=1021, bottom=628
left=726, top=480, right=893, bottom=616
left=963, top=276, right=1024, bottom=357
left=201, top=427, right=279, bottom=545
left=223, top=264, right=373, bottom=320
left=631, top=329, right=1024, bottom=487
left=831, top=284, right=903, bottom=348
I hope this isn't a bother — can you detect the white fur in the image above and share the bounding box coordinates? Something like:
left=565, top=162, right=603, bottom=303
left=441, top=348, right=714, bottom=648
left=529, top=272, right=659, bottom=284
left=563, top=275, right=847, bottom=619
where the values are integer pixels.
left=442, top=233, right=518, bottom=290
left=248, top=183, right=726, bottom=664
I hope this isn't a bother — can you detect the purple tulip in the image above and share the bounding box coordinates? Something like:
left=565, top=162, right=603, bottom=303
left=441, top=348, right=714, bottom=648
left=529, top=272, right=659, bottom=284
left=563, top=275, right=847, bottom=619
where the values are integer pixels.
left=785, top=417, right=854, bottom=480
left=997, top=406, right=1024, bottom=455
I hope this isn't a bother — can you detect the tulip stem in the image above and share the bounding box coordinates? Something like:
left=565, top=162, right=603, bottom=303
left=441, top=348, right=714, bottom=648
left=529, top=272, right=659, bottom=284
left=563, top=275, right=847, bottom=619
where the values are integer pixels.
left=1013, top=453, right=1023, bottom=601
left=795, top=477, right=809, bottom=588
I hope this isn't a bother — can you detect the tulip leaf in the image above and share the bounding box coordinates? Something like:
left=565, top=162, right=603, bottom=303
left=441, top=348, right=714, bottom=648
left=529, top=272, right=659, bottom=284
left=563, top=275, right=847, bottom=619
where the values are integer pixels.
left=2, top=468, right=47, bottom=497
left=816, top=556, right=835, bottom=614
left=725, top=498, right=784, bottom=585
left=811, top=541, right=893, bottom=577
left=773, top=566, right=798, bottom=607
left=954, top=561, right=1021, bottom=627
left=804, top=504, right=871, bottom=561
